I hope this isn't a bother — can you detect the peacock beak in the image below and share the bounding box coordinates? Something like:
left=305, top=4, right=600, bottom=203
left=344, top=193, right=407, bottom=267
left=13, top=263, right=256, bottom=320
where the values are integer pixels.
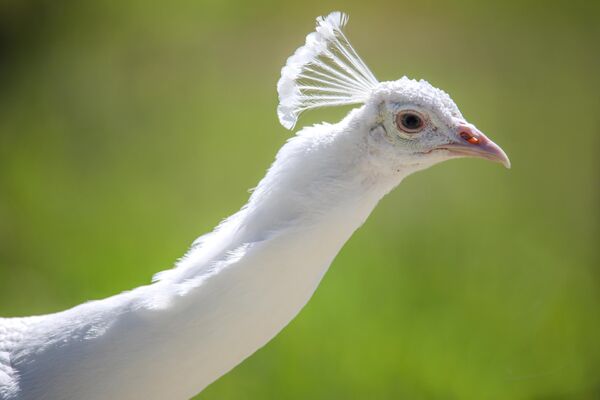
left=438, top=122, right=511, bottom=169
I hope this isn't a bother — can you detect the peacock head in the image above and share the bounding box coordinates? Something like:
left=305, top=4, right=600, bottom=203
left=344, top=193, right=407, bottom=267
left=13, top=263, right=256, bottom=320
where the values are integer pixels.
left=277, top=12, right=510, bottom=172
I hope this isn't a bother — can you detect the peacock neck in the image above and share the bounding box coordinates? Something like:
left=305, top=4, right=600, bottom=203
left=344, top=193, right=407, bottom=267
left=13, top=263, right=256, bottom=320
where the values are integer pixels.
left=125, top=122, right=406, bottom=397
left=160, top=115, right=404, bottom=287
left=21, top=121, right=406, bottom=400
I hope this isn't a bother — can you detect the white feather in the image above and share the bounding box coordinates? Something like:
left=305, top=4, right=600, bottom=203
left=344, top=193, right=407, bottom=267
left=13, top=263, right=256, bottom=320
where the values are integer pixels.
left=277, top=11, right=378, bottom=130
left=0, top=113, right=404, bottom=400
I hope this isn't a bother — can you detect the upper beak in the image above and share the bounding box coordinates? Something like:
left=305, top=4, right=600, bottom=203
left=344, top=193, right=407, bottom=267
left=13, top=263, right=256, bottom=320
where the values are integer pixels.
left=438, top=122, right=511, bottom=169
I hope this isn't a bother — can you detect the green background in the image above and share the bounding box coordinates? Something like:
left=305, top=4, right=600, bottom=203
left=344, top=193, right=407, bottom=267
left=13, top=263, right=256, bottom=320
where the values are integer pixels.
left=0, top=1, right=598, bottom=399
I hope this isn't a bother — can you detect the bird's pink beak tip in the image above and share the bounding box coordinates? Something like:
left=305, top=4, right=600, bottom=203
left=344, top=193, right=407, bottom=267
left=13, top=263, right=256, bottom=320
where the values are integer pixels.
left=443, top=123, right=511, bottom=169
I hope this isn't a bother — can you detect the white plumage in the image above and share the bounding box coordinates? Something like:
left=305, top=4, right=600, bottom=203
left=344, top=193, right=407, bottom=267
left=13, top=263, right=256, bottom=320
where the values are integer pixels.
left=0, top=12, right=509, bottom=400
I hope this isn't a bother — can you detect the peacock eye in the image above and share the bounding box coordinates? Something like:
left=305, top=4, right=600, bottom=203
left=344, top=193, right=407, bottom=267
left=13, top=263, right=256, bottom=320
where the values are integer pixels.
left=396, top=111, right=425, bottom=133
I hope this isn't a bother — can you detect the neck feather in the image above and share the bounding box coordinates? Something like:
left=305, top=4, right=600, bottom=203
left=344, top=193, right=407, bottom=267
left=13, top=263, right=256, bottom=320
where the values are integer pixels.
left=17, top=115, right=409, bottom=400
left=155, top=113, right=404, bottom=288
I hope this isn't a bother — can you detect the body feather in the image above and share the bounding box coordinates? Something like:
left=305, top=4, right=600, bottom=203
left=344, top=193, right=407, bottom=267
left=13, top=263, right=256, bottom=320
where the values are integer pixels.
left=0, top=115, right=403, bottom=399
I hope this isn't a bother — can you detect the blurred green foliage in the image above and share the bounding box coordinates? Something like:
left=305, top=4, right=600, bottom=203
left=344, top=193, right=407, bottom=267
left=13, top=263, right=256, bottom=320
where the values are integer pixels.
left=0, top=1, right=598, bottom=399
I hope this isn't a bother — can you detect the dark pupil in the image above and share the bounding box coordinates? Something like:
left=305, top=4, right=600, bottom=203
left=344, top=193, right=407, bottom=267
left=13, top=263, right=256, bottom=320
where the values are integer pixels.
left=402, top=114, right=422, bottom=130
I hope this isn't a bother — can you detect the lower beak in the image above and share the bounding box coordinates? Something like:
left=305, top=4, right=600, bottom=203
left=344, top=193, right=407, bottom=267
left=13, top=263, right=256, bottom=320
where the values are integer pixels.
left=438, top=123, right=511, bottom=169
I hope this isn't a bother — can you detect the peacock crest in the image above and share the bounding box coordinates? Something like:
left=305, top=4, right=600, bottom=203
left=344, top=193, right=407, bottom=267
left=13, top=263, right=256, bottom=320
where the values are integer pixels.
left=277, top=12, right=379, bottom=130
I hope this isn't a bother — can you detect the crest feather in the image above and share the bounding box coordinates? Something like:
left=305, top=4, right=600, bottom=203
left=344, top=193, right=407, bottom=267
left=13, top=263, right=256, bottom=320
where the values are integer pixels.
left=277, top=11, right=378, bottom=130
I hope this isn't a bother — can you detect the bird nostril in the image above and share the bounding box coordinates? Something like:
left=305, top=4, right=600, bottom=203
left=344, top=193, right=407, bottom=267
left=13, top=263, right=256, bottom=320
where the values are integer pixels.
left=460, top=131, right=480, bottom=145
